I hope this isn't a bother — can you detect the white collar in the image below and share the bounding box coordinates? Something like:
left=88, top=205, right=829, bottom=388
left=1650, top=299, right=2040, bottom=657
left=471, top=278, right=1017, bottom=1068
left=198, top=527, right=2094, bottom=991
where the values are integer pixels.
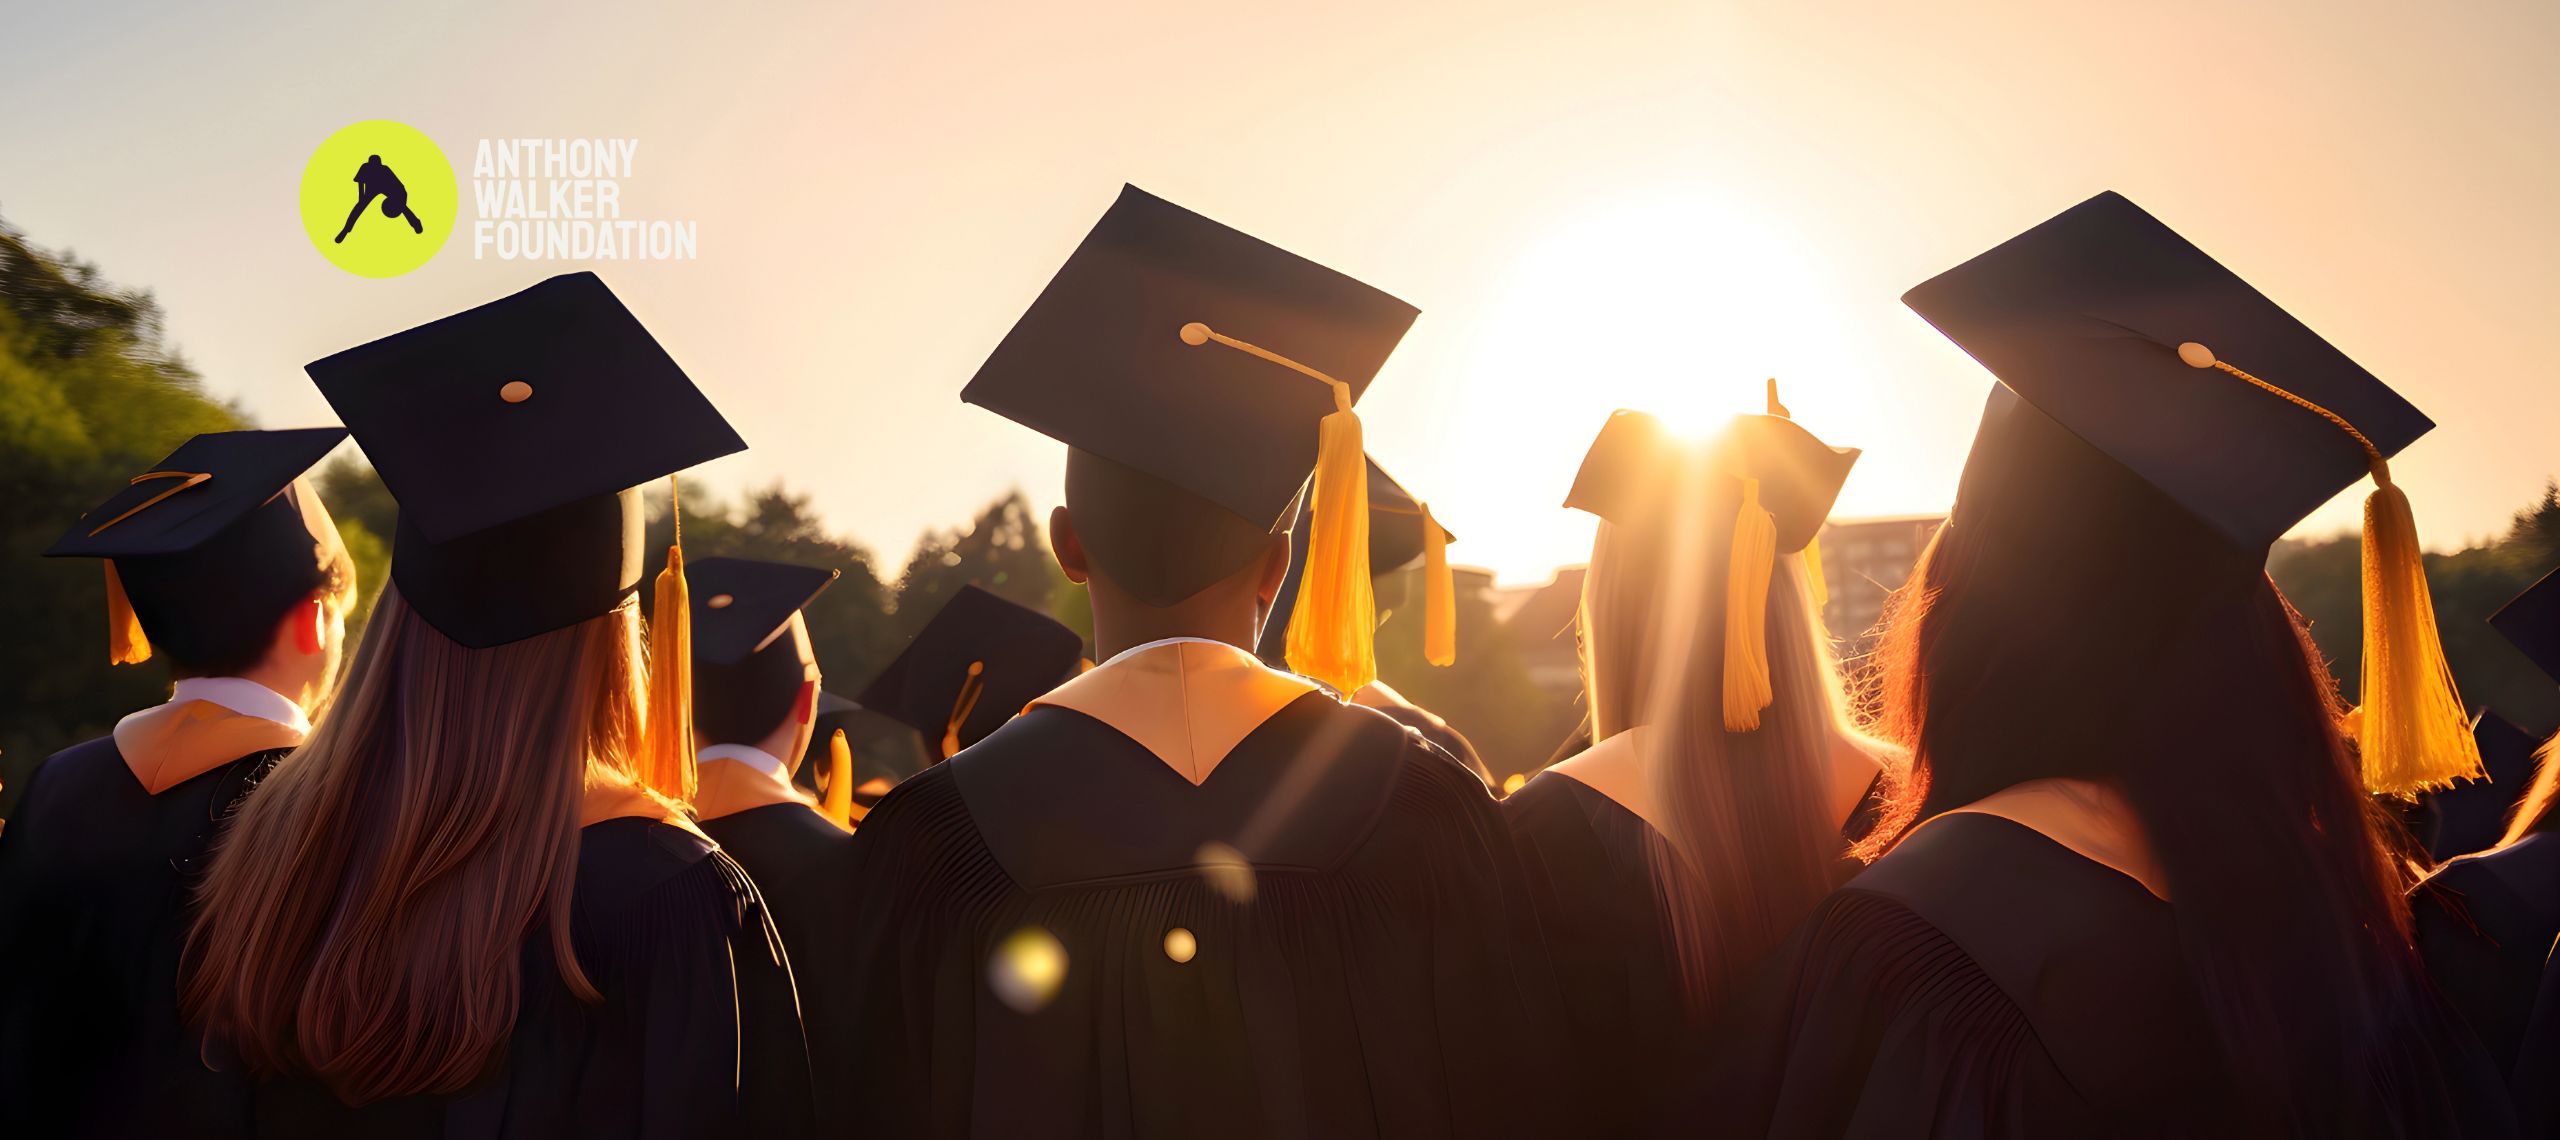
left=169, top=676, right=309, bottom=734
left=696, top=743, right=791, bottom=782
left=1097, top=636, right=1242, bottom=670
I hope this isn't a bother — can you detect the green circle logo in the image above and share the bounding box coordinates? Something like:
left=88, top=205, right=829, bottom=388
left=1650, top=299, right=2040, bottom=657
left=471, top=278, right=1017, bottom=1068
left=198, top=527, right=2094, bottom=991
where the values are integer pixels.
left=299, top=120, right=455, bottom=277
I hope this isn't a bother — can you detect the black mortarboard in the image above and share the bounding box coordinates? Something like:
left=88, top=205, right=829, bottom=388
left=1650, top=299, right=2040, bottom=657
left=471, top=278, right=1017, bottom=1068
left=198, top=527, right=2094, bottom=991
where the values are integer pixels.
left=1566, top=408, right=1858, bottom=554
left=1903, top=191, right=2430, bottom=553
left=1908, top=192, right=2475, bottom=795
left=44, top=427, right=350, bottom=666
left=961, top=184, right=1417, bottom=533
left=307, top=272, right=746, bottom=647
left=857, top=585, right=1086, bottom=759
left=2492, top=569, right=2560, bottom=685
left=688, top=557, right=837, bottom=746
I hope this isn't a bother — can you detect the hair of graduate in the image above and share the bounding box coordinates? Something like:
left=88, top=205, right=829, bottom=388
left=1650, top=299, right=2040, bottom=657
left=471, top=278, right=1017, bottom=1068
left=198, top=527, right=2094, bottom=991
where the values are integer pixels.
left=2499, top=734, right=2560, bottom=845
left=181, top=585, right=648, bottom=1104
left=1856, top=406, right=2442, bottom=1132
left=158, top=541, right=359, bottom=680
left=1063, top=447, right=1284, bottom=607
left=1578, top=438, right=1869, bottom=1025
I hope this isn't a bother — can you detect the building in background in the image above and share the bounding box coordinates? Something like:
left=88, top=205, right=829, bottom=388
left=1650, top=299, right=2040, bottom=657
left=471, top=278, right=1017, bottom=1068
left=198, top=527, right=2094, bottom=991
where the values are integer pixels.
left=1816, top=513, right=1944, bottom=657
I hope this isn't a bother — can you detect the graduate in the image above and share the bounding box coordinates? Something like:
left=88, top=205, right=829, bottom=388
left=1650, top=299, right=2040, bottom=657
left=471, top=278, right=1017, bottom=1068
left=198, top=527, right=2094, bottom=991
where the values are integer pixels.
left=2414, top=567, right=2560, bottom=1104
left=857, top=583, right=1088, bottom=762
left=178, top=273, right=815, bottom=1138
left=1255, top=455, right=1490, bottom=783
left=1503, top=392, right=1890, bottom=1137
left=0, top=427, right=355, bottom=1138
left=837, top=185, right=1559, bottom=1138
left=1704, top=192, right=2508, bottom=1137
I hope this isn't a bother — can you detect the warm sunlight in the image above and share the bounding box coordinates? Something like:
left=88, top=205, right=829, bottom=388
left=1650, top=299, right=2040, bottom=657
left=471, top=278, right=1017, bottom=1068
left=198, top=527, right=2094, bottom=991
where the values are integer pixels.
left=1437, top=191, right=1878, bottom=582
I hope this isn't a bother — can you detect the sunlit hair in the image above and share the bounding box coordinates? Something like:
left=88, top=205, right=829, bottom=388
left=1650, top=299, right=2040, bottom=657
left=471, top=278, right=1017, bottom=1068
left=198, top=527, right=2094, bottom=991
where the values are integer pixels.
left=1858, top=403, right=2441, bottom=1132
left=1578, top=439, right=1871, bottom=1022
left=2498, top=734, right=2560, bottom=846
left=182, top=586, right=650, bottom=1104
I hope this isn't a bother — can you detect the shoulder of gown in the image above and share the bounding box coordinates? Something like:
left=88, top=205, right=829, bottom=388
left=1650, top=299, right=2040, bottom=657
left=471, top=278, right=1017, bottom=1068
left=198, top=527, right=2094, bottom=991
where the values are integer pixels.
left=838, top=691, right=1564, bottom=1138
left=2414, top=833, right=2560, bottom=1085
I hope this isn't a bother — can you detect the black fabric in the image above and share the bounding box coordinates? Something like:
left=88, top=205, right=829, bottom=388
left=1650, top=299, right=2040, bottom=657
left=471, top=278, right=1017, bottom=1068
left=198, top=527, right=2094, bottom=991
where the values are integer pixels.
left=242, top=818, right=815, bottom=1139
left=2516, top=949, right=2560, bottom=1136
left=836, top=694, right=1563, bottom=1138
left=0, top=734, right=281, bottom=1139
left=1704, top=812, right=2505, bottom=1138
left=699, top=802, right=857, bottom=1124
left=2423, top=714, right=2544, bottom=862
left=2416, top=833, right=2560, bottom=1084
left=2493, top=568, right=2560, bottom=685
left=1371, top=700, right=1490, bottom=788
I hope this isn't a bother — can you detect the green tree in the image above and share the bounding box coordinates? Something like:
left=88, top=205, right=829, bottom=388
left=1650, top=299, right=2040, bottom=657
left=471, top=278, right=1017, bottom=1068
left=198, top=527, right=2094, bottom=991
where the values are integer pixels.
left=892, top=490, right=1078, bottom=643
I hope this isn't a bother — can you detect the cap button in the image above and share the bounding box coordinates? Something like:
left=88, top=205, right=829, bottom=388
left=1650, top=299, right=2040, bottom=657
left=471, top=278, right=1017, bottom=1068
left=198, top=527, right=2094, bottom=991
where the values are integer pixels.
left=2176, top=342, right=2217, bottom=370
left=707, top=593, right=734, bottom=609
left=500, top=380, right=535, bottom=403
left=1179, top=322, right=1212, bottom=346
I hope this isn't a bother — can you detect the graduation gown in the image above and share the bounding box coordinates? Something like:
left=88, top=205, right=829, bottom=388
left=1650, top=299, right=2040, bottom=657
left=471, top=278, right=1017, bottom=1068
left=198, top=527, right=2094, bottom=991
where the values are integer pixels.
left=245, top=814, right=816, bottom=1139
left=694, top=748, right=859, bottom=1122
left=2415, top=833, right=2560, bottom=1091
left=1501, top=729, right=1882, bottom=1139
left=838, top=638, right=1561, bottom=1139
left=0, top=695, right=301, bottom=1139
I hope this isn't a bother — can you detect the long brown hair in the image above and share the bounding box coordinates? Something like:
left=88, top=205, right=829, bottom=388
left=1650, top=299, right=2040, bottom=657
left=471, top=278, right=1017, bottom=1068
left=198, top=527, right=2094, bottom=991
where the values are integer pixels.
left=183, top=587, right=650, bottom=1103
left=1579, top=449, right=1868, bottom=1021
left=1860, top=396, right=2441, bottom=1132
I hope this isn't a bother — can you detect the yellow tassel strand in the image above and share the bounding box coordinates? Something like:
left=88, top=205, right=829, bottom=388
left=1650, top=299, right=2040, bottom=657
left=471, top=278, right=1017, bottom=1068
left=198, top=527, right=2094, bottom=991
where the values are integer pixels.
left=103, top=560, right=152, bottom=666
left=2178, top=342, right=2482, bottom=794
left=820, top=728, right=856, bottom=832
left=1180, top=321, right=1377, bottom=697
left=642, top=476, right=698, bottom=805
left=1421, top=505, right=1455, bottom=667
left=1801, top=535, right=1830, bottom=612
left=1724, top=478, right=1779, bottom=732
left=941, top=661, right=986, bottom=761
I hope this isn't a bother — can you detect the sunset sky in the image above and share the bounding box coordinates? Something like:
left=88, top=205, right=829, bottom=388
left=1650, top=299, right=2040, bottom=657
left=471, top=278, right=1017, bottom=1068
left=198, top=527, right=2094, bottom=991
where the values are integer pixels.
left=5, top=0, right=2554, bottom=585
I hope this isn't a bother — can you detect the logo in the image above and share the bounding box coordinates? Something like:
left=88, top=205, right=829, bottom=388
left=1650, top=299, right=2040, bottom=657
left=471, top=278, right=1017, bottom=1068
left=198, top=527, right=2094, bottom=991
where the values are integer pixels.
left=299, top=120, right=456, bottom=278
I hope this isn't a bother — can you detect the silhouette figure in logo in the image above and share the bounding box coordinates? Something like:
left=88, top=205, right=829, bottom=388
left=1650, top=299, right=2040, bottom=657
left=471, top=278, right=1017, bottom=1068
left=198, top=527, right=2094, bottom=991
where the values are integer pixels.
left=333, top=154, right=425, bottom=244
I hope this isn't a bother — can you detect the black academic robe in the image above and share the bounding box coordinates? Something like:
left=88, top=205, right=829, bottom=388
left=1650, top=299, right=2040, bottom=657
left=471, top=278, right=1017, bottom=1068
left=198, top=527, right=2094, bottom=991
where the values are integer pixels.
left=0, top=734, right=280, bottom=1139
left=1701, top=813, right=2506, bottom=1139
left=699, top=802, right=857, bottom=1120
left=837, top=692, right=1562, bottom=1139
left=1502, top=770, right=1881, bottom=1139
left=244, top=817, right=816, bottom=1139
left=2415, top=833, right=2560, bottom=1090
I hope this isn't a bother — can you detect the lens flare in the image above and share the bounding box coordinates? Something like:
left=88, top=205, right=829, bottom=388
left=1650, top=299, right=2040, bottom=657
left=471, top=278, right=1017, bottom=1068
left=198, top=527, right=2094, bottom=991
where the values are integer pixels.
left=1162, top=927, right=1198, bottom=963
left=989, top=925, right=1067, bottom=1013
left=1194, top=841, right=1256, bottom=903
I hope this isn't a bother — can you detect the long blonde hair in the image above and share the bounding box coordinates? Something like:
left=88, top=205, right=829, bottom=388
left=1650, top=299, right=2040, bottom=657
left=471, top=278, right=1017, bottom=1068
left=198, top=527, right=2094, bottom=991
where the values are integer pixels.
left=2499, top=734, right=2560, bottom=847
left=183, top=587, right=651, bottom=1103
left=1579, top=460, right=1866, bottom=1020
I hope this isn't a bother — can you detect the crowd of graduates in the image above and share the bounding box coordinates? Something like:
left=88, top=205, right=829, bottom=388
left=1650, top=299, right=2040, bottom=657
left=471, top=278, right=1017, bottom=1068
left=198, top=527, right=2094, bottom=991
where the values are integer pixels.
left=2, top=184, right=2558, bottom=1138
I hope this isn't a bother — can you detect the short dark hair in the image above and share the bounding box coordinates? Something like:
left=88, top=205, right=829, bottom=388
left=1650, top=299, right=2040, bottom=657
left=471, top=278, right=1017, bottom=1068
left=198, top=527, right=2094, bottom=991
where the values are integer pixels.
left=1064, top=448, right=1283, bottom=607
left=164, top=542, right=358, bottom=680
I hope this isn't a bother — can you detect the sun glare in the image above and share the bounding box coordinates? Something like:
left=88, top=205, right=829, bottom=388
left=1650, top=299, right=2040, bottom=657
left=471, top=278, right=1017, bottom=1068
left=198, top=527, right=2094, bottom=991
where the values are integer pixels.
left=1438, top=194, right=1872, bottom=583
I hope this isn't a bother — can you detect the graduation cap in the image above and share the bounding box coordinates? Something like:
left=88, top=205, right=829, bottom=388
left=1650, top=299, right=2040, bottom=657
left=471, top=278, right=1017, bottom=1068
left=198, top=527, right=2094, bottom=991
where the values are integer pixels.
left=1257, top=456, right=1460, bottom=674
left=1904, top=190, right=2475, bottom=795
left=1566, top=381, right=1860, bottom=731
left=687, top=557, right=838, bottom=746
left=307, top=271, right=745, bottom=801
left=44, top=427, right=349, bottom=667
left=2491, top=568, right=2560, bottom=686
left=962, top=184, right=1419, bottom=697
left=858, top=585, right=1086, bottom=760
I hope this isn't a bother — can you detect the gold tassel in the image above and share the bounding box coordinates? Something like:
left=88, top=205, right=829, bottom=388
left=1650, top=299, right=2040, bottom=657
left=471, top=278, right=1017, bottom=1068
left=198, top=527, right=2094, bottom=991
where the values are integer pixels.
left=1177, top=321, right=1378, bottom=697
left=1801, top=535, right=1829, bottom=612
left=103, top=560, right=152, bottom=666
left=642, top=476, right=698, bottom=804
left=1724, top=478, right=1778, bottom=732
left=1421, top=505, right=1455, bottom=667
left=820, top=728, right=855, bottom=832
left=941, top=661, right=986, bottom=760
left=2177, top=342, right=2482, bottom=794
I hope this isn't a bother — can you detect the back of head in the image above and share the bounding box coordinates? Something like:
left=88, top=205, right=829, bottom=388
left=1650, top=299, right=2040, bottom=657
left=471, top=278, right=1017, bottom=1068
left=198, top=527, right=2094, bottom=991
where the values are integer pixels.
left=184, top=586, right=646, bottom=1103
left=1064, top=447, right=1280, bottom=606
left=1579, top=439, right=1857, bottom=1023
left=1866, top=394, right=2430, bottom=1130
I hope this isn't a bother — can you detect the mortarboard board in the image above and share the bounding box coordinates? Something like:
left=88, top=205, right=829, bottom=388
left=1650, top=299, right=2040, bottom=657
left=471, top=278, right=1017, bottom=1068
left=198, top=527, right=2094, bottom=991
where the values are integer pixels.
left=44, top=427, right=350, bottom=667
left=962, top=185, right=1418, bottom=697
left=1565, top=382, right=1860, bottom=731
left=688, top=556, right=838, bottom=746
left=2492, top=568, right=2560, bottom=686
left=1905, top=191, right=2474, bottom=794
left=307, top=271, right=744, bottom=802
left=857, top=585, right=1086, bottom=760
